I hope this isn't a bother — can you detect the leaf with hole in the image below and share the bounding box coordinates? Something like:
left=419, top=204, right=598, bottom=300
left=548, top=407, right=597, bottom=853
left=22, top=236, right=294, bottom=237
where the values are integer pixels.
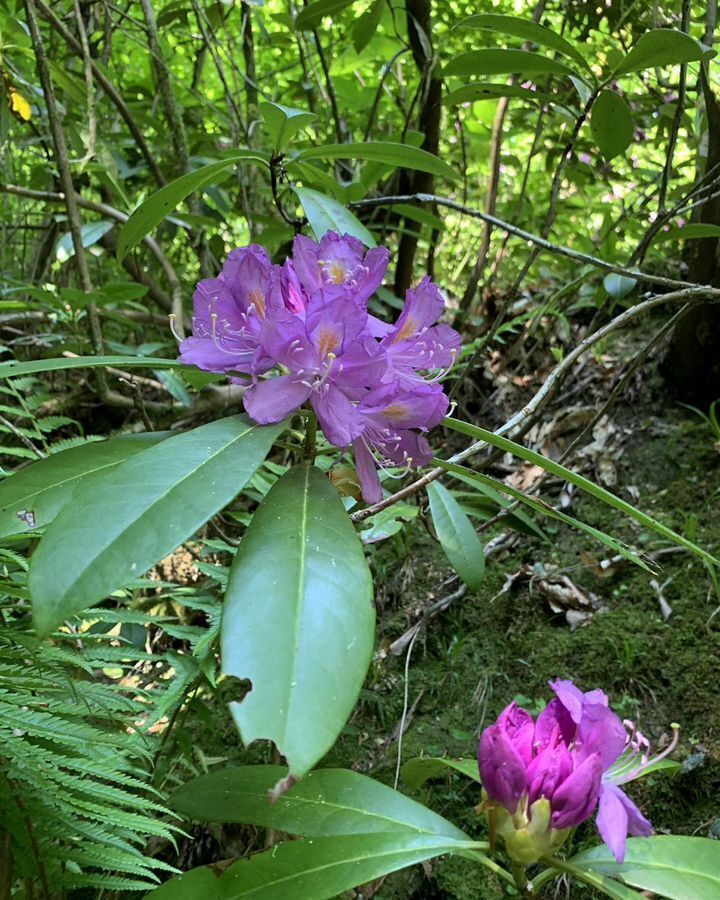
left=444, top=83, right=555, bottom=107
left=444, top=49, right=582, bottom=81
left=172, top=765, right=468, bottom=840
left=0, top=432, right=170, bottom=538
left=29, top=415, right=285, bottom=635
left=222, top=463, right=375, bottom=777
left=427, top=482, right=485, bottom=590
left=296, top=141, right=457, bottom=182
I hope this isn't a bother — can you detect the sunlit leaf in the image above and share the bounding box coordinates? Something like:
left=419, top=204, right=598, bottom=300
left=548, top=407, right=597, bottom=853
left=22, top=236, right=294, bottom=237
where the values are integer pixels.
left=444, top=48, right=582, bottom=81
left=612, top=29, right=712, bottom=77
left=294, top=186, right=376, bottom=246
left=591, top=90, right=634, bottom=160
left=116, top=153, right=268, bottom=260
left=456, top=14, right=591, bottom=73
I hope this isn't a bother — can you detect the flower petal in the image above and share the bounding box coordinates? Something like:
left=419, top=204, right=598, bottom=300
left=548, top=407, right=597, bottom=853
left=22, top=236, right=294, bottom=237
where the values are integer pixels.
left=550, top=752, right=603, bottom=829
left=550, top=679, right=585, bottom=725
left=243, top=375, right=310, bottom=424
left=312, top=384, right=364, bottom=447
left=353, top=437, right=382, bottom=504
left=477, top=723, right=527, bottom=813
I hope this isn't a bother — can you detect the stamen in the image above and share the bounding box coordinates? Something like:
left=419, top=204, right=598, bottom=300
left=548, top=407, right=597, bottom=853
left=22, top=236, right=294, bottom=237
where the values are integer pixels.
left=168, top=314, right=183, bottom=343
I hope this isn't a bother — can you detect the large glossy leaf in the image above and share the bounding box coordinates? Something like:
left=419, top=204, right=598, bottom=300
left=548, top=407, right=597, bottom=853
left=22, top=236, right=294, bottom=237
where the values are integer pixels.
left=222, top=463, right=375, bottom=777
left=296, top=141, right=457, bottom=182
left=612, top=29, right=710, bottom=77
left=172, top=765, right=468, bottom=840
left=442, top=419, right=720, bottom=569
left=29, top=416, right=285, bottom=635
left=444, top=49, right=581, bottom=81
left=294, top=186, right=376, bottom=246
left=427, top=482, right=485, bottom=590
left=0, top=355, right=183, bottom=379
left=294, top=0, right=356, bottom=31
left=147, top=833, right=481, bottom=900
left=0, top=432, right=170, bottom=537
left=456, top=14, right=590, bottom=73
left=591, top=90, right=634, bottom=159
left=116, top=152, right=268, bottom=260
left=260, top=102, right=316, bottom=152
left=402, top=757, right=481, bottom=790
left=569, top=836, right=720, bottom=899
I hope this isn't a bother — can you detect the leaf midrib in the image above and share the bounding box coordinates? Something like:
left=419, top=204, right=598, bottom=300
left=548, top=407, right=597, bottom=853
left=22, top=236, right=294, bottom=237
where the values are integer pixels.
left=189, top=784, right=465, bottom=838
left=283, top=464, right=311, bottom=750
left=224, top=837, right=480, bottom=898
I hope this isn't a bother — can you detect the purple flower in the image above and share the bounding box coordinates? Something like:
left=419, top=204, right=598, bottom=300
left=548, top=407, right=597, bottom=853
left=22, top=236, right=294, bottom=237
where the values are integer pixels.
left=179, top=245, right=281, bottom=375
left=243, top=293, right=383, bottom=447
left=291, top=232, right=389, bottom=307
left=380, top=277, right=461, bottom=386
left=478, top=680, right=678, bottom=864
left=351, top=382, right=448, bottom=503
left=176, top=233, right=462, bottom=503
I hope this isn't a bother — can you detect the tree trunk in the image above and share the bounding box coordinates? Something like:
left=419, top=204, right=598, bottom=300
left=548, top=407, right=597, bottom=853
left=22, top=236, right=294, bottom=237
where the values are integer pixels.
left=393, top=0, right=441, bottom=296
left=666, top=66, right=720, bottom=403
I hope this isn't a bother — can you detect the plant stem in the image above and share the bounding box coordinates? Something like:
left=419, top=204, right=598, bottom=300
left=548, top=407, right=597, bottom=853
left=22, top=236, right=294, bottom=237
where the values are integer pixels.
left=303, top=412, right=317, bottom=463
left=510, top=861, right=538, bottom=899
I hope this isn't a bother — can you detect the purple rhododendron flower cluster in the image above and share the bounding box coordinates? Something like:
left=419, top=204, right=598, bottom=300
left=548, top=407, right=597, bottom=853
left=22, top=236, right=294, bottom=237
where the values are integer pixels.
left=478, top=680, right=679, bottom=864
left=178, top=232, right=461, bottom=502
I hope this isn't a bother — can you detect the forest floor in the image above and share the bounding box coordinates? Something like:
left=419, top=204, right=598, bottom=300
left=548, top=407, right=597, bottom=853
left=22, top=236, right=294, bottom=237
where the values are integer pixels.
left=184, top=330, right=720, bottom=899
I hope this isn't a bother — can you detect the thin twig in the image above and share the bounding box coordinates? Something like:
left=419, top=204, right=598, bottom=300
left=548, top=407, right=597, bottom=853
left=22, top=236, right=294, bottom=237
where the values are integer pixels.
left=349, top=194, right=710, bottom=293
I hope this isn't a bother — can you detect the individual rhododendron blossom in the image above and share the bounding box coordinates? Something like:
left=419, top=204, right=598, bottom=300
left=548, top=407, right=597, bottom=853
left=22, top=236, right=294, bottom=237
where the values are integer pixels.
left=477, top=680, right=679, bottom=864
left=178, top=232, right=461, bottom=502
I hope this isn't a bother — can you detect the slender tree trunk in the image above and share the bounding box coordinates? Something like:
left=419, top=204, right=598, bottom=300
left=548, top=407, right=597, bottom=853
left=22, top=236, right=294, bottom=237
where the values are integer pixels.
left=393, top=0, right=441, bottom=296
left=666, top=7, right=720, bottom=402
